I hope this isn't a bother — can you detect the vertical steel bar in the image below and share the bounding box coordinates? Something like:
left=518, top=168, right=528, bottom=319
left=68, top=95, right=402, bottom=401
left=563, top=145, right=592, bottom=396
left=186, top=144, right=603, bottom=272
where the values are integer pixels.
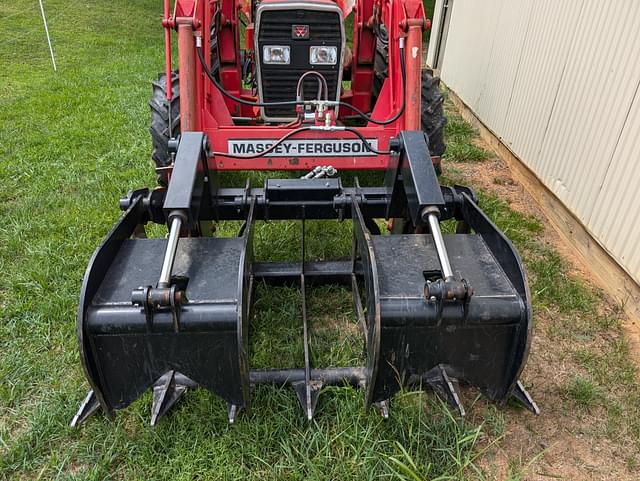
left=299, top=219, right=313, bottom=420
left=163, top=0, right=173, bottom=101
left=351, top=223, right=369, bottom=344
left=351, top=275, right=368, bottom=345
left=404, top=20, right=424, bottom=130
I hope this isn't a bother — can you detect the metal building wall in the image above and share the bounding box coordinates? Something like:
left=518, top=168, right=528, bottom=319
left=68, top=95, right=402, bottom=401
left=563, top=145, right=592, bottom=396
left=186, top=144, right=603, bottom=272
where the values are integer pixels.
left=427, top=0, right=640, bottom=285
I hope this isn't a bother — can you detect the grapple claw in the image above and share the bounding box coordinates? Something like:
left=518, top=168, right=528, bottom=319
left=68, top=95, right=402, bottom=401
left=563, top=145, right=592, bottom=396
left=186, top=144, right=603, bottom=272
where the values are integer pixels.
left=71, top=390, right=101, bottom=428
left=76, top=190, right=255, bottom=419
left=151, top=371, right=189, bottom=426
left=353, top=172, right=532, bottom=411
left=512, top=381, right=540, bottom=415
left=425, top=366, right=466, bottom=417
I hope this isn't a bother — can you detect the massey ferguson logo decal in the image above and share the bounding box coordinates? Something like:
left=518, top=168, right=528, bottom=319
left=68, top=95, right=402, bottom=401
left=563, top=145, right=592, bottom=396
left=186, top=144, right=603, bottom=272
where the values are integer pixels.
left=228, top=139, right=379, bottom=157
left=292, top=25, right=310, bottom=39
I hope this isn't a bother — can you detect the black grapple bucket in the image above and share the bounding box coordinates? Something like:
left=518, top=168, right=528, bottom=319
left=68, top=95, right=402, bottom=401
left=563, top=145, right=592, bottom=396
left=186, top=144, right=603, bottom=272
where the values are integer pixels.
left=353, top=199, right=534, bottom=416
left=75, top=196, right=254, bottom=425
left=73, top=131, right=537, bottom=427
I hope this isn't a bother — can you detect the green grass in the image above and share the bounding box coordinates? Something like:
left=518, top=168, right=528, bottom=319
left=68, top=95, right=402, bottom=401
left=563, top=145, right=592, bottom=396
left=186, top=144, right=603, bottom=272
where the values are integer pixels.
left=443, top=114, right=491, bottom=163
left=565, top=376, right=599, bottom=407
left=0, top=2, right=478, bottom=479
left=2, top=1, right=640, bottom=479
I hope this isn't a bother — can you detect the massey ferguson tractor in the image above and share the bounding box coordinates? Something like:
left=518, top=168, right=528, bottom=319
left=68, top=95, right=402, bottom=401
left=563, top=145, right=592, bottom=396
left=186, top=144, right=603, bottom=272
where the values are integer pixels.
left=71, top=0, right=538, bottom=427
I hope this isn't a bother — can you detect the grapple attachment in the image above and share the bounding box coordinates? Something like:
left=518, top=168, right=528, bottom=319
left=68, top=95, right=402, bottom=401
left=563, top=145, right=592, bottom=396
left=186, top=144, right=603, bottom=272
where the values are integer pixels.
left=78, top=216, right=254, bottom=420
left=354, top=199, right=534, bottom=415
left=73, top=132, right=537, bottom=427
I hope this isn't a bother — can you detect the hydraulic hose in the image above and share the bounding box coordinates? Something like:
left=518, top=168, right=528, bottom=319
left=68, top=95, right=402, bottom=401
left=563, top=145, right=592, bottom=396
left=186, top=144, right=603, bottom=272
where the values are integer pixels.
left=196, top=43, right=302, bottom=108
left=337, top=38, right=406, bottom=126
left=196, top=37, right=407, bottom=125
left=197, top=30, right=406, bottom=159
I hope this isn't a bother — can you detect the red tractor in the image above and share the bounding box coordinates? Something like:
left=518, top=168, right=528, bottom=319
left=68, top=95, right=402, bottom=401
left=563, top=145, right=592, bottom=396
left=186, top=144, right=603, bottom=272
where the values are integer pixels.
left=72, top=0, right=538, bottom=427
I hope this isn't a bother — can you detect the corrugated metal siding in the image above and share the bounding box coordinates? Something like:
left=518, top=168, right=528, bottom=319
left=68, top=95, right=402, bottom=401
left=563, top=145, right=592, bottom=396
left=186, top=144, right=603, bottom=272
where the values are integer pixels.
left=536, top=1, right=640, bottom=223
left=440, top=0, right=502, bottom=110
left=588, top=87, right=640, bottom=277
left=502, top=1, right=585, bottom=166
left=425, top=0, right=444, bottom=67
left=428, top=0, right=640, bottom=284
left=474, top=0, right=534, bottom=135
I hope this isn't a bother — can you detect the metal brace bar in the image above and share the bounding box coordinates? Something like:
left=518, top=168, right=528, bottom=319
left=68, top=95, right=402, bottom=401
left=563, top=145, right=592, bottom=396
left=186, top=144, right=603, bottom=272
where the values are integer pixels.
left=293, top=219, right=322, bottom=420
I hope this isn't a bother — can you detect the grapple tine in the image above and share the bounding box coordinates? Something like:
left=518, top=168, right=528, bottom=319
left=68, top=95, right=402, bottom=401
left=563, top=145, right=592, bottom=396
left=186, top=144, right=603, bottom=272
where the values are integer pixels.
left=512, top=381, right=540, bottom=415
left=293, top=380, right=323, bottom=421
left=227, top=403, right=242, bottom=424
left=374, top=400, right=390, bottom=420
left=150, top=371, right=188, bottom=426
left=291, top=220, right=324, bottom=422
left=71, top=390, right=101, bottom=428
left=425, top=366, right=466, bottom=417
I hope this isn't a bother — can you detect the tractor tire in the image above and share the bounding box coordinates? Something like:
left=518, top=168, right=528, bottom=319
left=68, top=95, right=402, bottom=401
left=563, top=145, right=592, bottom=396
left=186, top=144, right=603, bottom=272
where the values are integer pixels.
left=421, top=70, right=447, bottom=158
left=372, top=33, right=447, bottom=159
left=373, top=28, right=389, bottom=97
left=149, top=71, right=180, bottom=186
left=210, top=29, right=221, bottom=79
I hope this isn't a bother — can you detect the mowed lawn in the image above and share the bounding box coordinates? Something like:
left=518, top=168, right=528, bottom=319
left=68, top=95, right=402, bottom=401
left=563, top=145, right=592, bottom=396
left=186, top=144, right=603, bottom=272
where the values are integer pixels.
left=2, top=1, right=640, bottom=481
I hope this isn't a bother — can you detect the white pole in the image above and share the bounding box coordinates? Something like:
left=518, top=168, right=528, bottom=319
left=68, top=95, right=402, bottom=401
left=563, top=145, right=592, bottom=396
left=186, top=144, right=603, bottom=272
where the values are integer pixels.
left=38, top=0, right=57, bottom=71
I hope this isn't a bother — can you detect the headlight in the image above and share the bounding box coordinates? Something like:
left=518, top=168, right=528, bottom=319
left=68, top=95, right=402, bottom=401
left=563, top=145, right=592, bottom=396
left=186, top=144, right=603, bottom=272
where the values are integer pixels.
left=263, top=45, right=291, bottom=65
left=310, top=46, right=338, bottom=66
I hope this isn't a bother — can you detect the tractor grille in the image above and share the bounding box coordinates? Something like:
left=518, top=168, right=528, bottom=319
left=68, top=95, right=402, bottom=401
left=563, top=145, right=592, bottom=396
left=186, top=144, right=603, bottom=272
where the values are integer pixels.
left=256, top=8, right=344, bottom=120
left=259, top=12, right=342, bottom=42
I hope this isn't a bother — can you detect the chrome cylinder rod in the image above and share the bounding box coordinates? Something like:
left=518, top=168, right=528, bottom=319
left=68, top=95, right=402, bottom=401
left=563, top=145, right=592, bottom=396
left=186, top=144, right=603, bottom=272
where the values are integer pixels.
left=427, top=213, right=454, bottom=279
left=158, top=217, right=183, bottom=288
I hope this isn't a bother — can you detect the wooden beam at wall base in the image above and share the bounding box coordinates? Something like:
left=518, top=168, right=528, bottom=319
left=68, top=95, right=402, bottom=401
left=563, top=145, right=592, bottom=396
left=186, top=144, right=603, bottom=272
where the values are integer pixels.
left=446, top=87, right=640, bottom=335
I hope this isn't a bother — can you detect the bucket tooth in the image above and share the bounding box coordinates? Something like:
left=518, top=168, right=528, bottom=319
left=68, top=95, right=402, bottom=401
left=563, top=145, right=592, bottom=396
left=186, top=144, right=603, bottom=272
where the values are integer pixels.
left=227, top=403, right=242, bottom=424
left=374, top=399, right=390, bottom=420
left=150, top=371, right=188, bottom=426
left=425, top=366, right=466, bottom=417
left=512, top=381, right=540, bottom=415
left=71, top=390, right=101, bottom=428
left=293, top=380, right=323, bottom=421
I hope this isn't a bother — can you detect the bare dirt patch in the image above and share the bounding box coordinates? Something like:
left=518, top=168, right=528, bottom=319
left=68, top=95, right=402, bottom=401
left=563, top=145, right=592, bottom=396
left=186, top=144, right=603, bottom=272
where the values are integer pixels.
left=445, top=109, right=640, bottom=480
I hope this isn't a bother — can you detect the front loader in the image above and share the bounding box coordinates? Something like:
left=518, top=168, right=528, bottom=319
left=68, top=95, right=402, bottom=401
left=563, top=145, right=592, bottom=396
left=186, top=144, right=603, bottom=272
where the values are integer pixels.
left=72, top=0, right=538, bottom=427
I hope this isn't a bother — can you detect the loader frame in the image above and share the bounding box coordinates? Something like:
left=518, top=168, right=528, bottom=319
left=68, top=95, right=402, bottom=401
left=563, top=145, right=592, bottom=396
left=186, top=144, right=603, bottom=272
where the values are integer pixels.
left=161, top=0, right=429, bottom=171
